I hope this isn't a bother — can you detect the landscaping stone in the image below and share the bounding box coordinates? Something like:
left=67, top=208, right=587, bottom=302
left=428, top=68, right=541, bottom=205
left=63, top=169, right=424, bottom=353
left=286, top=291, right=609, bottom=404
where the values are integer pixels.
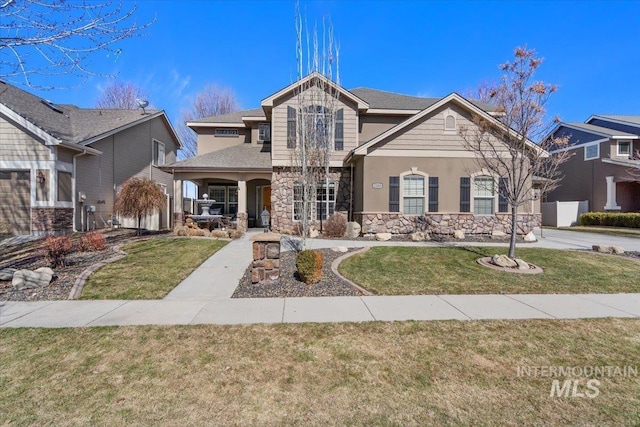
left=331, top=246, right=349, bottom=253
left=492, top=254, right=518, bottom=268
left=344, top=221, right=361, bottom=239
left=491, top=230, right=507, bottom=239
left=0, top=268, right=17, bottom=281
left=12, top=267, right=55, bottom=290
left=376, top=233, right=392, bottom=241
left=611, top=246, right=625, bottom=255
left=515, top=258, right=530, bottom=270
left=410, top=231, right=425, bottom=241
left=309, top=229, right=319, bottom=238
left=453, top=230, right=465, bottom=240
left=593, top=245, right=610, bottom=253
left=524, top=231, right=537, bottom=242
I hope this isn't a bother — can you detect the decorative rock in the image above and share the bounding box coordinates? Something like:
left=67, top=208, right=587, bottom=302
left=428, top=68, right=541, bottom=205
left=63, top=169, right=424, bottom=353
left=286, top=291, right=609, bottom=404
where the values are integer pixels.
left=331, top=246, right=349, bottom=253
left=592, top=245, right=610, bottom=254
left=453, top=230, right=465, bottom=240
left=492, top=254, right=518, bottom=269
left=524, top=231, right=537, bottom=242
left=12, top=267, right=55, bottom=290
left=514, top=258, right=530, bottom=270
left=0, top=268, right=17, bottom=281
left=308, top=229, right=319, bottom=238
left=611, top=246, right=625, bottom=255
left=376, top=232, right=392, bottom=241
left=491, top=230, right=507, bottom=239
left=410, top=231, right=425, bottom=242
left=344, top=222, right=361, bottom=239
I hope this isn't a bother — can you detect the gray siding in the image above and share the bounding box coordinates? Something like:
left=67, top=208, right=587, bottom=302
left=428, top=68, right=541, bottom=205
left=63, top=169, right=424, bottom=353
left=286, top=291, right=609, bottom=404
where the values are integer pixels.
left=554, top=126, right=603, bottom=146
left=588, top=119, right=640, bottom=137
left=0, top=116, right=51, bottom=161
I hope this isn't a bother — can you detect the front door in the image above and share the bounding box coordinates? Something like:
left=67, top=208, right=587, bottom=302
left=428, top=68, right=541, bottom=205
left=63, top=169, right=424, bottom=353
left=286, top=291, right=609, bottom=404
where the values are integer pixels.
left=262, top=186, right=271, bottom=213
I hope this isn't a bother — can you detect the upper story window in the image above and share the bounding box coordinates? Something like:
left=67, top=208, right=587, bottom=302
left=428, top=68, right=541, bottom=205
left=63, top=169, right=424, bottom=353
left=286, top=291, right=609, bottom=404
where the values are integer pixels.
left=617, top=140, right=631, bottom=157
left=214, top=129, right=238, bottom=137
left=584, top=143, right=599, bottom=160
left=153, top=139, right=165, bottom=166
left=443, top=108, right=457, bottom=132
left=287, top=105, right=344, bottom=151
left=258, top=123, right=271, bottom=143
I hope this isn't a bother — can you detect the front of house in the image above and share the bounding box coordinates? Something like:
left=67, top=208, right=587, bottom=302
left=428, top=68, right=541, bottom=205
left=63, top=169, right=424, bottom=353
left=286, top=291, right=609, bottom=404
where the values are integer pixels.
left=166, top=73, right=541, bottom=235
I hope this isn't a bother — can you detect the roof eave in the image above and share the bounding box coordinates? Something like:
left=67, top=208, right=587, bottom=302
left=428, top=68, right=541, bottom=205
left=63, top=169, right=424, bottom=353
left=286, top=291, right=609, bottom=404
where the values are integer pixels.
left=78, top=111, right=165, bottom=146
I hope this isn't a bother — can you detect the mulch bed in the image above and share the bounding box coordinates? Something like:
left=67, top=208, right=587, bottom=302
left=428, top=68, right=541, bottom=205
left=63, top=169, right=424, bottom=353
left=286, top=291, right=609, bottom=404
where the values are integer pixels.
left=0, top=230, right=164, bottom=302
left=233, top=248, right=364, bottom=298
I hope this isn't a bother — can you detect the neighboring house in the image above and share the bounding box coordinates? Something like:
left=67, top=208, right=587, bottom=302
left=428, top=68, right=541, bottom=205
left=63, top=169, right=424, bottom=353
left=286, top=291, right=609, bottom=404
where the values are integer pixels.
left=0, top=81, right=181, bottom=235
left=165, top=72, right=541, bottom=235
left=547, top=115, right=640, bottom=212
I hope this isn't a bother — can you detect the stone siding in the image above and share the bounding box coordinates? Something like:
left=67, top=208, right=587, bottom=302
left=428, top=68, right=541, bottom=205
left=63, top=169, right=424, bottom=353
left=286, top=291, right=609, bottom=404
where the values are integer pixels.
left=31, top=208, right=74, bottom=235
left=271, top=167, right=351, bottom=234
left=354, top=212, right=541, bottom=235
left=251, top=233, right=281, bottom=284
left=236, top=212, right=248, bottom=232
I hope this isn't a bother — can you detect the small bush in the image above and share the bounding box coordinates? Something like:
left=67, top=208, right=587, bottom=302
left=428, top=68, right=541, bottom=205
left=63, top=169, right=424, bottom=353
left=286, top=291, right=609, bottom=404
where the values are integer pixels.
left=43, top=234, right=73, bottom=267
left=228, top=229, right=244, bottom=239
left=324, top=213, right=347, bottom=237
left=579, top=212, right=640, bottom=228
left=174, top=225, right=188, bottom=236
left=296, top=249, right=323, bottom=285
left=210, top=229, right=229, bottom=239
left=78, top=231, right=106, bottom=252
left=187, top=228, right=207, bottom=237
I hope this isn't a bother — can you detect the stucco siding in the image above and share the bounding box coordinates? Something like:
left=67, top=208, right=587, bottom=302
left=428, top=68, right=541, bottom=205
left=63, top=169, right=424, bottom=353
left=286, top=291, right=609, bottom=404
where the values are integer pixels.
left=197, top=128, right=249, bottom=155
left=0, top=116, right=51, bottom=161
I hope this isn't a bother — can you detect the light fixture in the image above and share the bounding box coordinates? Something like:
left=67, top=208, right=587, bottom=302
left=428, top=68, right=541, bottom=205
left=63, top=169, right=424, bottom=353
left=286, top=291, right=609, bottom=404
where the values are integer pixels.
left=261, top=208, right=271, bottom=233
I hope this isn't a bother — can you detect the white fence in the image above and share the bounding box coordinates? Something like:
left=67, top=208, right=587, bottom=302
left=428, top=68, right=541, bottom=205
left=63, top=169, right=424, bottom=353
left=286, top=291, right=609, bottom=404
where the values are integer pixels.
left=541, top=201, right=589, bottom=227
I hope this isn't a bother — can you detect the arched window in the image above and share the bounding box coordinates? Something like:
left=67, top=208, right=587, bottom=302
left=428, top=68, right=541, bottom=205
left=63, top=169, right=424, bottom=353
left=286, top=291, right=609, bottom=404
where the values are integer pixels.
left=443, top=108, right=457, bottom=132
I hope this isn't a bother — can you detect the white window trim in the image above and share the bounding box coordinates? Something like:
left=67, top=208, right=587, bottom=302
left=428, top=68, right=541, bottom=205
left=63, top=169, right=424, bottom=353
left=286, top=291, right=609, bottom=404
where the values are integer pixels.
left=399, top=168, right=428, bottom=215
left=470, top=170, right=498, bottom=216
left=152, top=139, right=165, bottom=167
left=617, top=140, right=632, bottom=157
left=443, top=107, right=458, bottom=134
left=292, top=182, right=337, bottom=221
left=584, top=142, right=600, bottom=161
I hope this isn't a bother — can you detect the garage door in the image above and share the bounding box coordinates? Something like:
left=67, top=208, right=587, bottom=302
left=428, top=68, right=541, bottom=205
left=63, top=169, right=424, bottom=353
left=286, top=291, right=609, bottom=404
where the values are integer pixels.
left=0, top=170, right=31, bottom=235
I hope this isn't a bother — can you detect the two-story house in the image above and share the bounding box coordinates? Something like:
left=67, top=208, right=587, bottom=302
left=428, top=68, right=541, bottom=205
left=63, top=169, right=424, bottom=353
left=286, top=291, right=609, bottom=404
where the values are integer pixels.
left=0, top=81, right=181, bottom=235
left=547, top=115, right=640, bottom=212
left=166, top=73, right=542, bottom=235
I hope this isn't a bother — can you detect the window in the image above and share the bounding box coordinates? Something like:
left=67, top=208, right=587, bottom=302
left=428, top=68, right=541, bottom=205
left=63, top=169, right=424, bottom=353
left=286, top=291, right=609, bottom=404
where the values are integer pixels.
left=153, top=140, right=165, bottom=166
left=305, top=105, right=331, bottom=148
left=287, top=106, right=297, bottom=148
left=584, top=143, right=599, bottom=160
left=208, top=186, right=226, bottom=214
left=403, top=175, right=425, bottom=215
left=293, top=182, right=336, bottom=221
left=228, top=186, right=238, bottom=215
left=335, top=109, right=344, bottom=151
left=474, top=176, right=495, bottom=215
left=214, top=129, right=239, bottom=136
left=258, top=123, right=271, bottom=143
left=57, top=171, right=72, bottom=202
left=293, top=184, right=310, bottom=221
left=618, top=140, right=631, bottom=157
left=444, top=108, right=457, bottom=132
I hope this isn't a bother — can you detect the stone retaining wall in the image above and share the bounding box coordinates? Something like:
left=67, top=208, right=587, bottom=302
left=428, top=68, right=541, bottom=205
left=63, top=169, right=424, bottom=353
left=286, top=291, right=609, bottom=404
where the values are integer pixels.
left=31, top=208, right=73, bottom=235
left=354, top=212, right=541, bottom=235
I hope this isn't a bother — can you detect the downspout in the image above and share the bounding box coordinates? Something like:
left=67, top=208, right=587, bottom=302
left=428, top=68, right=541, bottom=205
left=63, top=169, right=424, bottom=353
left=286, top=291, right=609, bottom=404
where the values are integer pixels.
left=73, top=150, right=89, bottom=232
left=349, top=161, right=354, bottom=222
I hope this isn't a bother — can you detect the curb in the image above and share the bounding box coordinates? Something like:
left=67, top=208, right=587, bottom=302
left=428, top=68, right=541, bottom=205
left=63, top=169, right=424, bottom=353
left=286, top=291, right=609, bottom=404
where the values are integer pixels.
left=67, top=245, right=128, bottom=300
left=330, top=247, right=373, bottom=296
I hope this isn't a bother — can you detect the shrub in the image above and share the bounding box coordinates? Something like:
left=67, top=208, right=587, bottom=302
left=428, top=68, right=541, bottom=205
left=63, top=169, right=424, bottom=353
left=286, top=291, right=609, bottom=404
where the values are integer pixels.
left=579, top=212, right=640, bottom=228
left=187, top=227, right=207, bottom=237
left=174, top=225, right=188, bottom=236
left=43, top=234, right=73, bottom=267
left=228, top=229, right=244, bottom=239
left=210, top=229, right=229, bottom=239
left=296, top=249, right=323, bottom=285
left=78, top=231, right=106, bottom=252
left=324, top=213, right=347, bottom=237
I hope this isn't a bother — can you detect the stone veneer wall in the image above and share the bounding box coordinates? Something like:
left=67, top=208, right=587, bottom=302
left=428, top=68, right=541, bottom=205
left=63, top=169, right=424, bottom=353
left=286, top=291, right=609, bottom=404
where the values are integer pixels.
left=354, top=212, right=541, bottom=235
left=251, top=233, right=281, bottom=283
left=236, top=212, right=248, bottom=232
left=31, top=208, right=74, bottom=235
left=270, top=167, right=351, bottom=234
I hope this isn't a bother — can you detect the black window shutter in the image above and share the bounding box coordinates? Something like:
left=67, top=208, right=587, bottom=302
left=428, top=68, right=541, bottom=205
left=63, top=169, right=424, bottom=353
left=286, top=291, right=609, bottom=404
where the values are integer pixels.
left=389, top=176, right=400, bottom=212
left=335, top=108, right=344, bottom=151
left=287, top=106, right=296, bottom=149
left=498, top=177, right=508, bottom=213
left=460, top=177, right=471, bottom=212
left=428, top=177, right=439, bottom=212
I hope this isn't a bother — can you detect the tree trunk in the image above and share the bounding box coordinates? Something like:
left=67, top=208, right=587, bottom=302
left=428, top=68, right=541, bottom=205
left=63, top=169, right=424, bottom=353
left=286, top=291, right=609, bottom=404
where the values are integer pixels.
left=137, top=215, right=142, bottom=236
left=509, top=205, right=518, bottom=259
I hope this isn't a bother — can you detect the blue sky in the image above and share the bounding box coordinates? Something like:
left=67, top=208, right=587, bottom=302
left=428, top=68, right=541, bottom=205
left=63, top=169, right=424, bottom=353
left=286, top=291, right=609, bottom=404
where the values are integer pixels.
left=23, top=0, right=640, bottom=130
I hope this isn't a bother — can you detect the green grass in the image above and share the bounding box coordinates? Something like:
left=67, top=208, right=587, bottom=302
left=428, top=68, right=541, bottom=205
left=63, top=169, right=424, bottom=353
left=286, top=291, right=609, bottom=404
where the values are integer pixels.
left=80, top=238, right=227, bottom=300
left=1, top=320, right=639, bottom=425
left=554, top=225, right=640, bottom=238
left=339, top=247, right=640, bottom=295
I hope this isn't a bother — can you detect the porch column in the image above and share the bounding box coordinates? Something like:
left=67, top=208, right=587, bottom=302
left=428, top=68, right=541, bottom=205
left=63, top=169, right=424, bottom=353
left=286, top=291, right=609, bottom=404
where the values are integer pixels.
left=604, top=176, right=621, bottom=211
left=173, top=177, right=183, bottom=226
left=237, top=179, right=248, bottom=231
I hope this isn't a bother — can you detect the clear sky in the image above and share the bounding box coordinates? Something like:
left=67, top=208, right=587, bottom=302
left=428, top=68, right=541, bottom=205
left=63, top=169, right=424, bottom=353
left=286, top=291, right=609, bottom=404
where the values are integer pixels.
left=23, top=0, right=640, bottom=132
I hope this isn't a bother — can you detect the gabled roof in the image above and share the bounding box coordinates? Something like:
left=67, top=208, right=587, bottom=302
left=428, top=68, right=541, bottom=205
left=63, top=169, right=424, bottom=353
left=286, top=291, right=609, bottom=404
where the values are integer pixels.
left=589, top=115, right=640, bottom=127
left=558, top=122, right=638, bottom=139
left=187, top=108, right=265, bottom=125
left=349, top=92, right=543, bottom=158
left=163, top=144, right=271, bottom=171
left=0, top=80, right=181, bottom=149
left=261, top=72, right=369, bottom=110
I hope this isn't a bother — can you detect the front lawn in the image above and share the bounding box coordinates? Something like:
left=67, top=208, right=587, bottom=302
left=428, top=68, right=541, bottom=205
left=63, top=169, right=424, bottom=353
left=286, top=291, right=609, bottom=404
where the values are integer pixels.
left=339, top=247, right=640, bottom=295
left=80, top=238, right=227, bottom=299
left=1, top=320, right=638, bottom=425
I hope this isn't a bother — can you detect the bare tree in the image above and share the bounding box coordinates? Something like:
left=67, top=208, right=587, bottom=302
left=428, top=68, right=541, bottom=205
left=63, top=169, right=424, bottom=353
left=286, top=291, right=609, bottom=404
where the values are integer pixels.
left=289, top=5, right=341, bottom=249
left=178, top=84, right=239, bottom=158
left=459, top=47, right=571, bottom=259
left=95, top=79, right=146, bottom=109
left=114, top=177, right=166, bottom=235
left=0, top=0, right=153, bottom=88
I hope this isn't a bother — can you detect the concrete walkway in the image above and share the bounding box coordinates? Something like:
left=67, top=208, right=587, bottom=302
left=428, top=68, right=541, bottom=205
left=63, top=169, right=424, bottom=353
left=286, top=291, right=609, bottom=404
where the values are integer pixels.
left=1, top=229, right=639, bottom=328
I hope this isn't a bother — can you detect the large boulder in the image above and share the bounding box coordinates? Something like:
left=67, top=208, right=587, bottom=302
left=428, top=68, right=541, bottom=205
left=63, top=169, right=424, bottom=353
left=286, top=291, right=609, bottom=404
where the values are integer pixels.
left=331, top=246, right=349, bottom=253
left=12, top=267, right=55, bottom=290
left=524, top=231, right=537, bottom=242
left=0, top=268, right=17, bottom=281
left=514, top=258, right=530, bottom=270
left=492, top=254, right=518, bottom=269
left=308, top=228, right=319, bottom=238
left=453, top=230, right=465, bottom=240
left=611, top=246, right=625, bottom=255
left=376, top=232, right=392, bottom=241
left=344, top=222, right=361, bottom=239
left=491, top=230, right=507, bottom=239
left=411, top=232, right=425, bottom=242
